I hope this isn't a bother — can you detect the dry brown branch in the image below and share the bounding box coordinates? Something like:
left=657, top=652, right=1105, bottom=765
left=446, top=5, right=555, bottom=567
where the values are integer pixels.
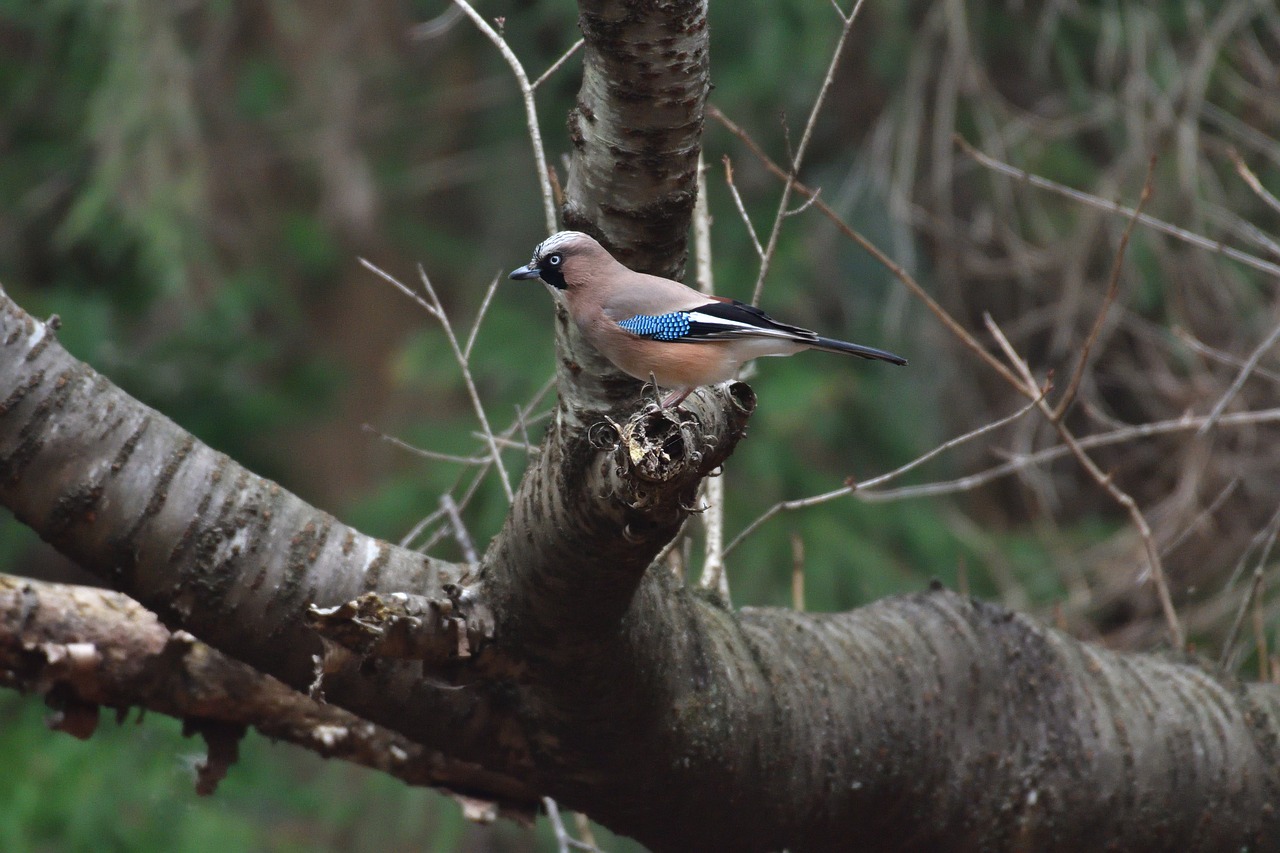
left=722, top=156, right=765, bottom=260
left=984, top=313, right=1185, bottom=649
left=726, top=390, right=1045, bottom=556
left=0, top=574, right=535, bottom=812
left=709, top=105, right=1029, bottom=395
left=861, top=407, right=1280, bottom=502
left=1053, top=156, right=1156, bottom=421
left=751, top=0, right=869, bottom=303
left=449, top=0, right=557, bottom=235
left=954, top=134, right=1280, bottom=280
left=358, top=257, right=515, bottom=502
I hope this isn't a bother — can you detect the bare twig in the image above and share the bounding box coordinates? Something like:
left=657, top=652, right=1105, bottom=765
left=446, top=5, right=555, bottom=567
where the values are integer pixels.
left=359, top=257, right=514, bottom=502
left=1229, top=147, right=1280, bottom=217
left=412, top=377, right=556, bottom=552
left=441, top=494, right=479, bottom=563
left=710, top=105, right=1028, bottom=395
left=751, top=0, right=869, bottom=303
left=1197, top=313, right=1280, bottom=436
left=363, top=424, right=491, bottom=466
left=531, top=39, right=584, bottom=91
left=725, top=390, right=1045, bottom=555
left=463, top=272, right=503, bottom=361
left=984, top=313, right=1184, bottom=650
left=409, top=5, right=464, bottom=41
left=1221, top=568, right=1267, bottom=671
left=955, top=135, right=1280, bottom=280
left=861, top=407, right=1280, bottom=502
left=1173, top=326, right=1280, bottom=385
left=543, top=797, right=602, bottom=852
left=1053, top=156, right=1156, bottom=421
left=449, top=0, right=557, bottom=235
left=416, top=264, right=515, bottom=502
left=693, top=152, right=729, bottom=600
left=722, top=157, right=765, bottom=260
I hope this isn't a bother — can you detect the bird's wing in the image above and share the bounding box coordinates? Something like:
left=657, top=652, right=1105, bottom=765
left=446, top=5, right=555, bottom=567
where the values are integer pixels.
left=616, top=299, right=820, bottom=343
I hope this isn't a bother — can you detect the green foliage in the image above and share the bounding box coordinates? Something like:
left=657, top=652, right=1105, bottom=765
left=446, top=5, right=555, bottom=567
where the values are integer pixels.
left=0, top=693, right=643, bottom=853
left=3, top=0, right=1274, bottom=848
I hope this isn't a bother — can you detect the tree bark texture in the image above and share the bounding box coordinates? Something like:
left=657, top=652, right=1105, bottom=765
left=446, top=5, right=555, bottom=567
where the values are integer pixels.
left=0, top=573, right=534, bottom=810
left=4, top=1, right=1280, bottom=850
left=563, top=0, right=710, bottom=278
left=3, top=280, right=1280, bottom=852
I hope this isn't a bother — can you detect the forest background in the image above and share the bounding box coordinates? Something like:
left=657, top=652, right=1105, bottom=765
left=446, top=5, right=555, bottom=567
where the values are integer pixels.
left=2, top=0, right=1279, bottom=850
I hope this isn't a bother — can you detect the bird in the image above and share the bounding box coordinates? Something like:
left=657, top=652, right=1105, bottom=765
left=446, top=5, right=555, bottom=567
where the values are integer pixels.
left=509, top=231, right=907, bottom=407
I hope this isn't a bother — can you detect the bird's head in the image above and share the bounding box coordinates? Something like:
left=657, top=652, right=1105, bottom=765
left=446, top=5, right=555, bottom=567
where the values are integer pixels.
left=508, top=231, right=610, bottom=291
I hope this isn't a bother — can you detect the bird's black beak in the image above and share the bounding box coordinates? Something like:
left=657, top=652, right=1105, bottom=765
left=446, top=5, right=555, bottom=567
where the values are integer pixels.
left=508, top=264, right=542, bottom=281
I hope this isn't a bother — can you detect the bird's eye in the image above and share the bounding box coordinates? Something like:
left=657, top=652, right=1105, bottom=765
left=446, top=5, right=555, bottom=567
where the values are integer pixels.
left=546, top=253, right=563, bottom=267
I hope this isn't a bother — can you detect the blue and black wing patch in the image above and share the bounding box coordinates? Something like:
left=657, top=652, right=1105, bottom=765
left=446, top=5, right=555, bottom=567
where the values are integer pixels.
left=616, top=312, right=693, bottom=341
left=617, top=300, right=817, bottom=343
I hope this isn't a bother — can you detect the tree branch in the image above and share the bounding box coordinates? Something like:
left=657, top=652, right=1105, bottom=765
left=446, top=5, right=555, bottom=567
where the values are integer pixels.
left=0, top=573, right=535, bottom=814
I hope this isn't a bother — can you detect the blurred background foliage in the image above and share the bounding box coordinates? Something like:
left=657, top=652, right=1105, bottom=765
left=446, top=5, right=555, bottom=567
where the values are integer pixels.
left=1, top=0, right=1278, bottom=849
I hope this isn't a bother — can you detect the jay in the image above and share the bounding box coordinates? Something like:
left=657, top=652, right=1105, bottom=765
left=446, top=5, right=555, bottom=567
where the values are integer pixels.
left=509, top=231, right=907, bottom=407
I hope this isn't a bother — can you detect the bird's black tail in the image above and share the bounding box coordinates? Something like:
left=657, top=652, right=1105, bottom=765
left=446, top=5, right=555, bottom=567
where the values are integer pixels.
left=810, top=336, right=908, bottom=365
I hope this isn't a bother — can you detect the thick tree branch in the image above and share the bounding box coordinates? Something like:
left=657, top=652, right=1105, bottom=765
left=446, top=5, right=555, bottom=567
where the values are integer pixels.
left=5, top=3, right=1280, bottom=850
left=0, top=573, right=535, bottom=814
left=5, top=274, right=1280, bottom=851
left=0, top=288, right=513, bottom=774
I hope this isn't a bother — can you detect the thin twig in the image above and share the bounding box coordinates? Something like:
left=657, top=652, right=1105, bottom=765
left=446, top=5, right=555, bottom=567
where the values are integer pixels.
left=862, top=407, right=1280, bottom=502
left=360, top=257, right=515, bottom=502
left=722, top=157, right=765, bottom=259
left=531, top=38, right=584, bottom=91
left=1229, top=147, right=1280, bottom=217
left=693, top=152, right=729, bottom=600
left=359, top=257, right=438, bottom=316
left=784, top=189, right=822, bottom=218
left=463, top=272, right=503, bottom=361
left=362, top=424, right=491, bottom=466
left=409, top=5, right=464, bottom=40
left=1159, top=478, right=1240, bottom=558
left=1173, top=326, right=1280, bottom=385
left=1225, top=503, right=1280, bottom=591
left=725, top=390, right=1045, bottom=555
left=984, top=313, right=1184, bottom=650
left=751, top=0, right=869, bottom=303
left=542, top=797, right=602, bottom=852
left=450, top=0, right=557, bottom=234
left=440, top=494, right=479, bottom=563
left=1221, top=568, right=1267, bottom=671
left=416, top=265, right=514, bottom=502
left=955, top=134, right=1280, bottom=280
left=412, top=376, right=556, bottom=551
left=709, top=105, right=1029, bottom=395
left=1053, top=156, right=1156, bottom=421
left=1197, top=313, right=1280, bottom=436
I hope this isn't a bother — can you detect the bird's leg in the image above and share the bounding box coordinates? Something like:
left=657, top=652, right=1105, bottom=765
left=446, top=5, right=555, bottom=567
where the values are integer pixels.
left=660, top=387, right=693, bottom=409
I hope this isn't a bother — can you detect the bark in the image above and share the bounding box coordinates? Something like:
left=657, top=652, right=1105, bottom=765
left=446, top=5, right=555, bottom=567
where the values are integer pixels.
left=4, top=275, right=1280, bottom=853
left=563, top=0, right=709, bottom=278
left=5, top=3, right=1280, bottom=852
left=0, top=573, right=534, bottom=813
